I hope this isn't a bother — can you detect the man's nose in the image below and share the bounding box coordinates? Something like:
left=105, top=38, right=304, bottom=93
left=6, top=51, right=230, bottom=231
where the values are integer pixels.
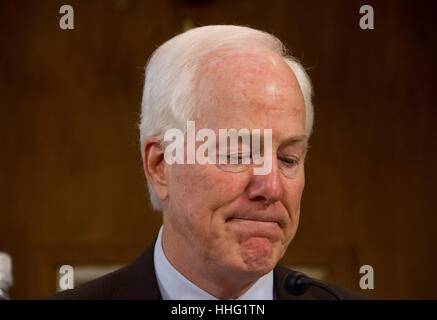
left=247, top=158, right=283, bottom=205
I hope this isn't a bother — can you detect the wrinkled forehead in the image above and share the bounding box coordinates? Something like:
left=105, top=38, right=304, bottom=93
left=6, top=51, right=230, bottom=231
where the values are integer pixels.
left=193, top=48, right=306, bottom=137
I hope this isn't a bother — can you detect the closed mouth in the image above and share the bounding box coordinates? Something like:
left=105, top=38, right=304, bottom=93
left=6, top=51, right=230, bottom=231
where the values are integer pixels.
left=226, top=217, right=279, bottom=225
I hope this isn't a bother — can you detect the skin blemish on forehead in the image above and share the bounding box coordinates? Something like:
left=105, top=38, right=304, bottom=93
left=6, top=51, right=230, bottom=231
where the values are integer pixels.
left=268, top=55, right=278, bottom=66
left=266, top=83, right=278, bottom=97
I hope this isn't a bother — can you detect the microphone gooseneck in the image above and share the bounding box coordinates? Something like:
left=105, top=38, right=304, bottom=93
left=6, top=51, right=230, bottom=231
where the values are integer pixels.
left=283, top=271, right=344, bottom=300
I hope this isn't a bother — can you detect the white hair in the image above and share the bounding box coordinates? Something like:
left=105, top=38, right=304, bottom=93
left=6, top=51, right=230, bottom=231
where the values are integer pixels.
left=139, top=25, right=314, bottom=211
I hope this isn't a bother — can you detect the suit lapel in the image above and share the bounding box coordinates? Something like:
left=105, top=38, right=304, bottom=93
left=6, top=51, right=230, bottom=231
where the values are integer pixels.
left=116, top=237, right=162, bottom=299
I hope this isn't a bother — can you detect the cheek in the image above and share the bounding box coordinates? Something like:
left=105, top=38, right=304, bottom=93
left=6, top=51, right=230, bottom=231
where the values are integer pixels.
left=169, top=164, right=251, bottom=213
left=168, top=165, right=207, bottom=214
left=206, top=169, right=251, bottom=204
left=283, top=174, right=305, bottom=218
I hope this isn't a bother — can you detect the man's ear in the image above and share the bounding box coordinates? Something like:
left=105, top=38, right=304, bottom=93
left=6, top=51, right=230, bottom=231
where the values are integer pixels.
left=142, top=137, right=169, bottom=201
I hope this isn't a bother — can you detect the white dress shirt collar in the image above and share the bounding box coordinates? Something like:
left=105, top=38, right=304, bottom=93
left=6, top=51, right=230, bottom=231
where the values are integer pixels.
left=153, top=226, right=274, bottom=300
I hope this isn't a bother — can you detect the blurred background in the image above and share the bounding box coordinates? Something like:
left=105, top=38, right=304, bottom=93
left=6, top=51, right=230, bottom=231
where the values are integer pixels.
left=0, top=0, right=436, bottom=299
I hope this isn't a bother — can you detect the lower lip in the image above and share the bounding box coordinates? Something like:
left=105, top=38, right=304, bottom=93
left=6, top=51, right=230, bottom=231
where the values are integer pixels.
left=226, top=218, right=281, bottom=239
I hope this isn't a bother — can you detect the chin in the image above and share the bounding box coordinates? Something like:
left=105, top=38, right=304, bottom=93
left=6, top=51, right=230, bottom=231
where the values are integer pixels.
left=237, top=238, right=279, bottom=275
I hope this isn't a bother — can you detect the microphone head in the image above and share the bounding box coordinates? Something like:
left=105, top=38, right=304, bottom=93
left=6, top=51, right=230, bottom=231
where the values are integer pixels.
left=283, top=271, right=309, bottom=296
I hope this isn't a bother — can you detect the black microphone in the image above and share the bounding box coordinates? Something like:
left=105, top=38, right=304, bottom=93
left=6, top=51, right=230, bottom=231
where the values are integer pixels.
left=283, top=271, right=344, bottom=300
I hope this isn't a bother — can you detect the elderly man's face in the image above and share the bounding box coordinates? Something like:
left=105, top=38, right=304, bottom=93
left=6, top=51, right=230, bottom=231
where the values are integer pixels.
left=163, top=49, right=307, bottom=281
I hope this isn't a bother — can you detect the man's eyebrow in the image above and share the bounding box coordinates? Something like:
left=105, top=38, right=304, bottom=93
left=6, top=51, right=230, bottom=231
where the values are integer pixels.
left=280, top=134, right=308, bottom=145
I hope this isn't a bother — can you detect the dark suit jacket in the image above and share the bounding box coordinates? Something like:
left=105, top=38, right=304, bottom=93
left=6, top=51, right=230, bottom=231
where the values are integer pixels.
left=45, top=238, right=369, bottom=300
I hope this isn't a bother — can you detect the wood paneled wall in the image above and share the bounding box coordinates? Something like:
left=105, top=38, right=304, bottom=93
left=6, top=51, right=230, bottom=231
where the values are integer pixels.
left=0, top=0, right=435, bottom=299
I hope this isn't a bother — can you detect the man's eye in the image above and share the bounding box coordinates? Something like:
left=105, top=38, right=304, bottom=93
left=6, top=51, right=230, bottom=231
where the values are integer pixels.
left=278, top=156, right=299, bottom=166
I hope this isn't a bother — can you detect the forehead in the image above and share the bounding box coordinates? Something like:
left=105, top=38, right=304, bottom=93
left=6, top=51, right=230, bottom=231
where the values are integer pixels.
left=193, top=48, right=306, bottom=139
